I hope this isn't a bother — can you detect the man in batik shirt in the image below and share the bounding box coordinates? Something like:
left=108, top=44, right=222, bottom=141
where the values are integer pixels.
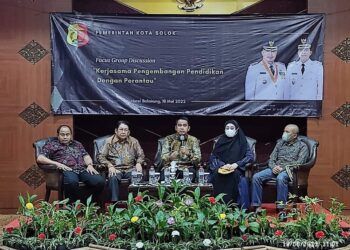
left=97, top=120, right=145, bottom=202
left=37, top=125, right=105, bottom=202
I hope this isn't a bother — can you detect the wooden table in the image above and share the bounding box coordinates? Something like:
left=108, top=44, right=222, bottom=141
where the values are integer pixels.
left=128, top=183, right=213, bottom=197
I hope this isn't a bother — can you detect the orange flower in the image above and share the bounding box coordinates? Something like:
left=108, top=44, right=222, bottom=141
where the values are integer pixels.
left=134, top=195, right=143, bottom=202
left=38, top=233, right=46, bottom=240
left=208, top=197, right=216, bottom=204
left=74, top=226, right=82, bottom=235
left=269, top=223, right=276, bottom=229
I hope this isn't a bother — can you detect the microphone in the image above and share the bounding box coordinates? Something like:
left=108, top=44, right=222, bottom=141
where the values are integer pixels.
left=179, top=135, right=186, bottom=147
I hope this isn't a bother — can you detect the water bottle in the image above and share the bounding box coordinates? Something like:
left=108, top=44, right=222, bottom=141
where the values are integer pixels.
left=198, top=165, right=205, bottom=185
left=183, top=168, right=190, bottom=185
left=170, top=161, right=177, bottom=181
left=131, top=168, right=138, bottom=185
left=170, top=161, right=177, bottom=173
left=149, top=166, right=155, bottom=185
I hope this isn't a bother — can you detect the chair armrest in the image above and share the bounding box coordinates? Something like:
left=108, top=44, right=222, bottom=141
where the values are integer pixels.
left=37, top=163, right=63, bottom=190
left=37, top=163, right=59, bottom=171
left=291, top=164, right=313, bottom=187
left=292, top=164, right=313, bottom=173
left=251, top=161, right=269, bottom=173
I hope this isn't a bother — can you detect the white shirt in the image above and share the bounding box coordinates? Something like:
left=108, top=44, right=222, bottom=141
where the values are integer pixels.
left=286, top=59, right=323, bottom=100
left=245, top=61, right=287, bottom=100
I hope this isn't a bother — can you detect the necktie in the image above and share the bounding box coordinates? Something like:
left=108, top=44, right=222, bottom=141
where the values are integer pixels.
left=269, top=65, right=275, bottom=75
left=301, top=63, right=305, bottom=75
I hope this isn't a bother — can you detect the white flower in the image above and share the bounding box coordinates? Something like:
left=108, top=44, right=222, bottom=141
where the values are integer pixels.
left=203, top=239, right=211, bottom=247
left=171, top=230, right=180, bottom=237
left=136, top=241, right=144, bottom=249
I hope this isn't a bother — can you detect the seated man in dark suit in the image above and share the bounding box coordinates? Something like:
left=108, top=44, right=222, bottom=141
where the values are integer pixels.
left=97, top=120, right=145, bottom=202
left=37, top=125, right=105, bottom=203
left=251, top=124, right=309, bottom=212
left=161, top=116, right=201, bottom=181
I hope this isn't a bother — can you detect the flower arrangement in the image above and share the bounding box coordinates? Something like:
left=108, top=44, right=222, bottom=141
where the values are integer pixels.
left=2, top=184, right=350, bottom=250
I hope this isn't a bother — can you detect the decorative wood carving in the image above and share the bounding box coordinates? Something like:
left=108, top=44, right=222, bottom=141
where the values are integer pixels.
left=331, top=102, right=350, bottom=127
left=19, top=165, right=45, bottom=189
left=332, top=165, right=350, bottom=190
left=18, top=40, right=49, bottom=64
left=332, top=38, right=350, bottom=63
left=19, top=102, right=50, bottom=127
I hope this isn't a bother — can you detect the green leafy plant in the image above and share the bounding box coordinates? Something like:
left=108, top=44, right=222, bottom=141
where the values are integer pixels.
left=3, top=187, right=349, bottom=250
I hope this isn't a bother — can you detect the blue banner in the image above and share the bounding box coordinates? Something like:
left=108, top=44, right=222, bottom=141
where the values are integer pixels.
left=50, top=14, right=325, bottom=116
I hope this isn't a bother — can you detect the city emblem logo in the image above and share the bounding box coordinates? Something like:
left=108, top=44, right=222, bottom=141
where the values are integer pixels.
left=67, top=23, right=89, bottom=47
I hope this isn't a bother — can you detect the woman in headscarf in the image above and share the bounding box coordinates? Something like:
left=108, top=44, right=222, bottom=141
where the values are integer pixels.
left=209, top=120, right=254, bottom=205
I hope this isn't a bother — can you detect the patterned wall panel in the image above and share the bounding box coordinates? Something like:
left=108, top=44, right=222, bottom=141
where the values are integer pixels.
left=18, top=40, right=49, bottom=64
left=331, top=102, right=350, bottom=127
left=332, top=165, right=350, bottom=190
left=19, top=165, right=45, bottom=189
left=307, top=0, right=350, bottom=208
left=0, top=0, right=73, bottom=212
left=19, top=102, right=50, bottom=127
left=332, top=37, right=350, bottom=63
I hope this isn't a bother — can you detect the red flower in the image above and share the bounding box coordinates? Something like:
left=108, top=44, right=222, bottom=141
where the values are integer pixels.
left=134, top=195, right=143, bottom=202
left=38, top=233, right=46, bottom=240
left=315, top=230, right=325, bottom=239
left=74, top=226, right=82, bottom=235
left=6, top=227, right=14, bottom=233
left=274, top=230, right=284, bottom=237
left=341, top=231, right=350, bottom=238
left=208, top=197, right=216, bottom=204
left=109, top=233, right=117, bottom=241
left=269, top=223, right=276, bottom=229
left=241, top=234, right=248, bottom=241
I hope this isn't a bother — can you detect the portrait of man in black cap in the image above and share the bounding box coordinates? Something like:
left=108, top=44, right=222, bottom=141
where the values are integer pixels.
left=285, top=39, right=323, bottom=100
left=245, top=41, right=287, bottom=100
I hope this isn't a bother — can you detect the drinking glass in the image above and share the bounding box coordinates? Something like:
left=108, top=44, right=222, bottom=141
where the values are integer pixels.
left=183, top=172, right=193, bottom=185
left=153, top=172, right=160, bottom=184
left=136, top=172, right=143, bottom=184
left=203, top=172, right=210, bottom=184
left=164, top=168, right=171, bottom=185
left=131, top=170, right=138, bottom=185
